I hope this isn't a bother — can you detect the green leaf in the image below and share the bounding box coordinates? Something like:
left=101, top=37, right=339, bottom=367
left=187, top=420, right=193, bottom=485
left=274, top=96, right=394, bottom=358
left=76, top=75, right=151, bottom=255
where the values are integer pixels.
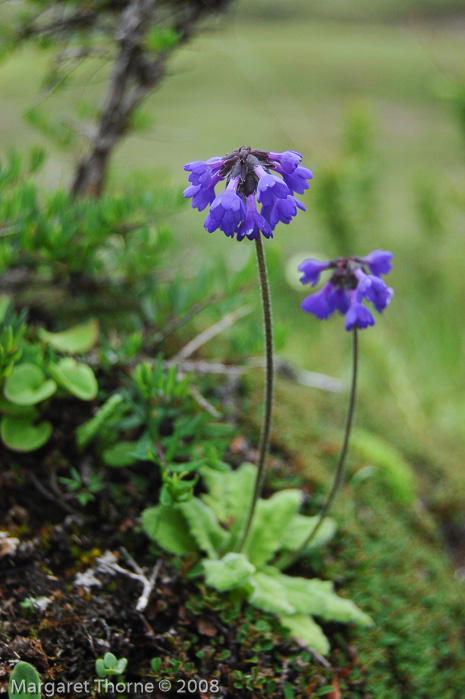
left=141, top=504, right=198, bottom=555
left=76, top=394, right=124, bottom=449
left=248, top=570, right=296, bottom=615
left=0, top=395, right=38, bottom=418
left=102, top=442, right=138, bottom=467
left=104, top=652, right=117, bottom=668
left=279, top=614, right=330, bottom=656
left=179, top=497, right=229, bottom=558
left=49, top=358, right=98, bottom=401
left=270, top=571, right=373, bottom=626
left=243, top=489, right=302, bottom=566
left=9, top=661, right=41, bottom=698
left=1, top=415, right=52, bottom=452
left=4, top=363, right=57, bottom=405
left=280, top=514, right=337, bottom=552
left=204, top=553, right=255, bottom=592
left=0, top=295, right=10, bottom=323
left=38, top=319, right=99, bottom=354
left=95, top=659, right=106, bottom=678
left=200, top=462, right=256, bottom=524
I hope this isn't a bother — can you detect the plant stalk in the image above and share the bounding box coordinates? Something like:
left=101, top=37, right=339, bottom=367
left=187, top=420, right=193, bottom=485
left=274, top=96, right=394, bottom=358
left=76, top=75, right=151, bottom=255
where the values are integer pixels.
left=278, top=327, right=358, bottom=570
left=236, top=236, right=274, bottom=552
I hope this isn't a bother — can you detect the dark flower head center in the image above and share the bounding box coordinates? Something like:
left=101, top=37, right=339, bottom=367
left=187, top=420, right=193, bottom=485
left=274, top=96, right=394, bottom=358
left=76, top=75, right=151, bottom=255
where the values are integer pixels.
left=328, top=257, right=370, bottom=291
left=219, top=146, right=274, bottom=197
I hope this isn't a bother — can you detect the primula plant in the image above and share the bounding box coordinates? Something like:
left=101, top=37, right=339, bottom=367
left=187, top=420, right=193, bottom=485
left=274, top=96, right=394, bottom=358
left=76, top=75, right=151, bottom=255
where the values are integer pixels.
left=184, top=146, right=312, bottom=551
left=141, top=146, right=395, bottom=655
left=142, top=462, right=372, bottom=655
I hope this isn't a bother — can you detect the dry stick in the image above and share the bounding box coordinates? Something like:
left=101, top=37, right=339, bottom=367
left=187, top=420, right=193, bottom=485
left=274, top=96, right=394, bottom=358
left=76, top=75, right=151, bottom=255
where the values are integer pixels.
left=236, top=237, right=274, bottom=552
left=174, top=305, right=251, bottom=361
left=278, top=328, right=359, bottom=571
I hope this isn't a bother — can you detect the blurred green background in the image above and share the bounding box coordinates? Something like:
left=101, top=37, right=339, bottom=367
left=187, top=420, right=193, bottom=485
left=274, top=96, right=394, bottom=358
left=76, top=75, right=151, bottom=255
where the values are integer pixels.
left=1, top=0, right=465, bottom=460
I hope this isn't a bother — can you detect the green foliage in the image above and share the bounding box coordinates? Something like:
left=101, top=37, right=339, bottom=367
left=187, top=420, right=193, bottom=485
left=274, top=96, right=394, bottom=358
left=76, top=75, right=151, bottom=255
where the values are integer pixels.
left=0, top=299, right=99, bottom=452
left=142, top=463, right=370, bottom=655
left=38, top=320, right=99, bottom=354
left=95, top=652, right=128, bottom=679
left=8, top=661, right=41, bottom=699
left=76, top=394, right=125, bottom=450
left=312, top=103, right=377, bottom=255
left=351, top=429, right=416, bottom=504
left=1, top=414, right=52, bottom=452
left=4, top=363, right=56, bottom=405
left=59, top=466, right=104, bottom=506
left=0, top=296, right=26, bottom=381
left=49, top=358, right=98, bottom=401
left=75, top=357, right=233, bottom=510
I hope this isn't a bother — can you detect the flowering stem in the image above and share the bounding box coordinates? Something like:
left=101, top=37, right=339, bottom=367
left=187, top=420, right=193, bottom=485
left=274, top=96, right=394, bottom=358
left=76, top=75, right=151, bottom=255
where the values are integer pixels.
left=236, top=236, right=274, bottom=552
left=278, top=328, right=358, bottom=570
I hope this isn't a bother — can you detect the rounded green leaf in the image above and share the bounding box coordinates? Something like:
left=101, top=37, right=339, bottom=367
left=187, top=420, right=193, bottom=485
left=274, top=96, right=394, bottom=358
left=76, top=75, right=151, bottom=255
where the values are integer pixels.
left=9, top=660, right=41, bottom=699
left=4, top=363, right=57, bottom=406
left=39, top=320, right=99, bottom=354
left=50, top=358, right=98, bottom=401
left=1, top=416, right=52, bottom=452
left=0, top=395, right=38, bottom=418
left=102, top=442, right=138, bottom=467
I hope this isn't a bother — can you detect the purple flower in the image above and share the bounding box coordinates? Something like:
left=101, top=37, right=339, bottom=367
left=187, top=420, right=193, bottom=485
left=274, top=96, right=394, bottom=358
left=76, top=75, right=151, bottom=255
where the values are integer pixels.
left=255, top=166, right=291, bottom=206
left=345, top=302, right=375, bottom=331
left=301, top=282, right=337, bottom=320
left=183, top=146, right=312, bottom=241
left=355, top=272, right=393, bottom=313
left=204, top=176, right=246, bottom=237
left=360, top=249, right=393, bottom=277
left=237, top=195, right=273, bottom=241
left=298, top=258, right=331, bottom=286
left=268, top=150, right=302, bottom=174
left=280, top=166, right=314, bottom=195
left=262, top=195, right=306, bottom=228
left=299, top=251, right=394, bottom=331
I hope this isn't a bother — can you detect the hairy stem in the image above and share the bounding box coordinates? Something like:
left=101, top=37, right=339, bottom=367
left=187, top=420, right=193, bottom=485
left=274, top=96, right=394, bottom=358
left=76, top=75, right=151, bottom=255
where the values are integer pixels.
left=236, top=237, right=274, bottom=552
left=278, top=328, right=358, bottom=570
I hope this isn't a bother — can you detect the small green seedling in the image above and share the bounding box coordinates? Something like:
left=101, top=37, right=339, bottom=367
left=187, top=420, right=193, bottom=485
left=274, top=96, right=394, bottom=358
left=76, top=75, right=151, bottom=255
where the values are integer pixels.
left=9, top=661, right=41, bottom=699
left=95, top=652, right=128, bottom=679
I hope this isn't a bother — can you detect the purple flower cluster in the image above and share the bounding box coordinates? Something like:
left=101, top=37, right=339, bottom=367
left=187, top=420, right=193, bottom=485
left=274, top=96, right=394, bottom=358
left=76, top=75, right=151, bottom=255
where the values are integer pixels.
left=184, top=147, right=312, bottom=241
left=299, top=250, right=394, bottom=331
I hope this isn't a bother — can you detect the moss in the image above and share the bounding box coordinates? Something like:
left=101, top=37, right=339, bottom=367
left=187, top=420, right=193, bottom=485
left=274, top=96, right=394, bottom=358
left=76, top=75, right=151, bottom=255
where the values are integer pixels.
left=249, top=376, right=465, bottom=698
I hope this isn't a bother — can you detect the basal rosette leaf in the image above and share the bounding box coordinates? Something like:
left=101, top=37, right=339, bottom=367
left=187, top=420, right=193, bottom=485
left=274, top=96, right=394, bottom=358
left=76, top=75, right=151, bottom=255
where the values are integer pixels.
left=243, top=489, right=303, bottom=566
left=203, top=553, right=255, bottom=592
left=279, top=614, right=330, bottom=656
left=179, top=498, right=229, bottom=558
left=280, top=514, right=337, bottom=552
left=141, top=504, right=198, bottom=555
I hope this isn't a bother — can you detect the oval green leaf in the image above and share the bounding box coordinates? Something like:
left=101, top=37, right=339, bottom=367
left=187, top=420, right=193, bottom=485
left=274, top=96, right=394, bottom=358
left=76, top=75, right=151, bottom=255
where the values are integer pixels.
left=4, top=363, right=57, bottom=406
left=38, top=319, right=99, bottom=354
left=49, top=358, right=98, bottom=401
left=1, top=416, right=52, bottom=452
left=9, top=660, right=41, bottom=699
left=102, top=442, right=138, bottom=468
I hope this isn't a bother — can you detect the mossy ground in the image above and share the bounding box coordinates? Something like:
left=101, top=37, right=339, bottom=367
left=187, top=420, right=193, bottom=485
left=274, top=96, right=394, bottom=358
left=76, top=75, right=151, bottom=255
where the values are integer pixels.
left=255, top=375, right=465, bottom=699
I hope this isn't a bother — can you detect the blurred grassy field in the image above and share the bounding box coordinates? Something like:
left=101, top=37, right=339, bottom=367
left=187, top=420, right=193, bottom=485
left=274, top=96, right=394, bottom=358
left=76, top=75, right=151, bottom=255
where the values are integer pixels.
left=1, top=2, right=465, bottom=458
